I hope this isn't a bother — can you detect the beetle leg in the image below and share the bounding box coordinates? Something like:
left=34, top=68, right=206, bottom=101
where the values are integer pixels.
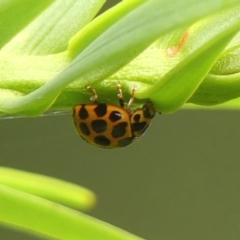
left=86, top=86, right=98, bottom=103
left=127, top=86, right=136, bottom=110
left=116, top=82, right=125, bottom=108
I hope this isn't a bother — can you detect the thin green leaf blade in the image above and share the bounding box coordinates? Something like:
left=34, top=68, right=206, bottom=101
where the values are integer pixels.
left=0, top=184, right=143, bottom=240
left=1, top=0, right=106, bottom=55
left=0, top=167, right=96, bottom=210
left=1, top=0, right=240, bottom=115
left=184, top=97, right=240, bottom=109
left=0, top=0, right=54, bottom=49
left=138, top=6, right=240, bottom=112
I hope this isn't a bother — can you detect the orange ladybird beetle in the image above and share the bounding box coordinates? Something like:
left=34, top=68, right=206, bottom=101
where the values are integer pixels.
left=72, top=83, right=155, bottom=148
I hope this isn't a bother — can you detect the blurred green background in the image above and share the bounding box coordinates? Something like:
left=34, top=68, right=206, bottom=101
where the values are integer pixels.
left=1, top=108, right=240, bottom=240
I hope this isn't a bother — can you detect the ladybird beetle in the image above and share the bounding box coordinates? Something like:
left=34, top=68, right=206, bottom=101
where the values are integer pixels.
left=72, top=83, right=155, bottom=148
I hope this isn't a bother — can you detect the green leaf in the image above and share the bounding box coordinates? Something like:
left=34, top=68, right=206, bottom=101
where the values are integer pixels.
left=0, top=184, right=143, bottom=240
left=138, top=7, right=240, bottom=112
left=0, top=167, right=96, bottom=210
left=0, top=0, right=55, bottom=48
left=184, top=97, right=240, bottom=110
left=1, top=0, right=240, bottom=116
left=188, top=27, right=240, bottom=105
left=1, top=0, right=106, bottom=55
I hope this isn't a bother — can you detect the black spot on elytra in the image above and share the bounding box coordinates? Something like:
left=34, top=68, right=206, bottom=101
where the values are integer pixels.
left=79, top=122, right=90, bottom=135
left=118, top=137, right=134, bottom=147
left=94, top=135, right=111, bottom=146
left=132, top=121, right=147, bottom=132
left=109, top=111, right=122, bottom=122
left=94, top=103, right=107, bottom=117
left=133, top=114, right=140, bottom=122
left=112, top=122, right=128, bottom=138
left=79, top=105, right=89, bottom=120
left=91, top=119, right=107, bottom=133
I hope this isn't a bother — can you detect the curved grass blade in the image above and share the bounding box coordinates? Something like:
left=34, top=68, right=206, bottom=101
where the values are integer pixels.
left=1, top=0, right=106, bottom=55
left=184, top=97, right=240, bottom=110
left=0, top=0, right=54, bottom=48
left=0, top=167, right=96, bottom=211
left=0, top=184, right=143, bottom=240
left=0, top=0, right=240, bottom=115
left=138, top=7, right=240, bottom=112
